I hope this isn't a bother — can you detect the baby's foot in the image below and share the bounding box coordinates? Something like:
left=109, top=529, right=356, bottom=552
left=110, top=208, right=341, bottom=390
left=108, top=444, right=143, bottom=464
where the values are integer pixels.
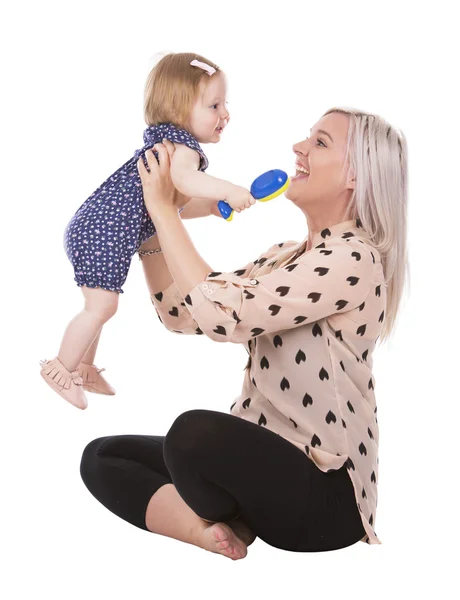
left=201, top=522, right=249, bottom=560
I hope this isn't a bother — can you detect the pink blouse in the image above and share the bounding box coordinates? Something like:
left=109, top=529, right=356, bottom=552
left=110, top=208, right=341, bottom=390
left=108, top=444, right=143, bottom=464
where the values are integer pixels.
left=150, top=218, right=386, bottom=545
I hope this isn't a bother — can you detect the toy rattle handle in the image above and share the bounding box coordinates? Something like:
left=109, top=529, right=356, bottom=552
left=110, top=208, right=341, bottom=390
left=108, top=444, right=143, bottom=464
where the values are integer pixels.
left=217, top=200, right=233, bottom=220
left=216, top=170, right=288, bottom=221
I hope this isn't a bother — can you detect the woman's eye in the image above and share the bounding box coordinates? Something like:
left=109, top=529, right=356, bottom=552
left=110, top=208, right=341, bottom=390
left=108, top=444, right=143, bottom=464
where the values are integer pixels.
left=317, top=138, right=326, bottom=147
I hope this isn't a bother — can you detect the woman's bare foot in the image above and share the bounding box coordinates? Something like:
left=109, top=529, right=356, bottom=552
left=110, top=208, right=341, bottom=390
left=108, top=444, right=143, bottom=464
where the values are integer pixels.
left=199, top=522, right=249, bottom=560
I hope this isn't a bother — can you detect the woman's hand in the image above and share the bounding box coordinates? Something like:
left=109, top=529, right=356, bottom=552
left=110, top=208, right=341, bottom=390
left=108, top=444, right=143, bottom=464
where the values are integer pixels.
left=137, top=139, right=190, bottom=220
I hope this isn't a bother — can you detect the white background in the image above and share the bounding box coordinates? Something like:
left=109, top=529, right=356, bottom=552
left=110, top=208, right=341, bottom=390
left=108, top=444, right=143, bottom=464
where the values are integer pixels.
left=1, top=0, right=458, bottom=598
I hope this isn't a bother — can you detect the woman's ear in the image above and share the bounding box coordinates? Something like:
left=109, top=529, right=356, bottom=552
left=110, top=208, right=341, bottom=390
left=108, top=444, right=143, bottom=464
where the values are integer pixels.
left=346, top=166, right=356, bottom=190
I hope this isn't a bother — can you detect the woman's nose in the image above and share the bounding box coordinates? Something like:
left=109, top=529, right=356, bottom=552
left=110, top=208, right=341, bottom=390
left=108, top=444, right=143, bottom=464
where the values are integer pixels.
left=293, top=139, right=309, bottom=156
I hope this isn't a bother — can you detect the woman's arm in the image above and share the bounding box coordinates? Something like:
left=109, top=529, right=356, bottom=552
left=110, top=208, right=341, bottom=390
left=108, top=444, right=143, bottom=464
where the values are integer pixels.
left=145, top=228, right=285, bottom=337
left=139, top=231, right=205, bottom=335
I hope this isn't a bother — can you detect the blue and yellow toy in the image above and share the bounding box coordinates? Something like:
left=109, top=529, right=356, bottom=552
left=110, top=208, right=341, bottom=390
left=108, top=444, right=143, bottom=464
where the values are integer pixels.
left=218, top=169, right=290, bottom=221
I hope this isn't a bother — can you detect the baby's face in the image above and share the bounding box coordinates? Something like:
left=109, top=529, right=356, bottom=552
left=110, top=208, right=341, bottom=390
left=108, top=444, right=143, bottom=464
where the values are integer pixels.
left=188, top=73, right=230, bottom=143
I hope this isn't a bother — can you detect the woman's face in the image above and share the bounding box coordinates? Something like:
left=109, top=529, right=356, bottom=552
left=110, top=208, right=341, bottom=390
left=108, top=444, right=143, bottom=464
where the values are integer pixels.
left=285, top=112, right=355, bottom=213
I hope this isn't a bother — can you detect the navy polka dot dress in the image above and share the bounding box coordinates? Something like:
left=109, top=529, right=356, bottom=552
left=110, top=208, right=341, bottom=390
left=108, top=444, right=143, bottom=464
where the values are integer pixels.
left=63, top=123, right=209, bottom=294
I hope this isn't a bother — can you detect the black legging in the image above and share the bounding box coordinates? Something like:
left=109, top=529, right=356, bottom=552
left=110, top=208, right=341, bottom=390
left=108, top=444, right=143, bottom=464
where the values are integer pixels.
left=80, top=409, right=365, bottom=552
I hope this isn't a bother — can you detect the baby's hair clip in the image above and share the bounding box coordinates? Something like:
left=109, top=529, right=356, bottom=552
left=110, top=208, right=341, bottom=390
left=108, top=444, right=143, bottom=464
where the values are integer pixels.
left=190, top=59, right=216, bottom=76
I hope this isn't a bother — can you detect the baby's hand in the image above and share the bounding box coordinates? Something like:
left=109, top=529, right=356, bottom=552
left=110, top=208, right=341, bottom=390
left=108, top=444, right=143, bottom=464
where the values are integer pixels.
left=225, top=185, right=256, bottom=213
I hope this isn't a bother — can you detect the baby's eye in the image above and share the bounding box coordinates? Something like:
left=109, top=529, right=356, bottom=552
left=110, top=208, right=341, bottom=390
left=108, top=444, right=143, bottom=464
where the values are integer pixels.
left=211, top=104, right=218, bottom=109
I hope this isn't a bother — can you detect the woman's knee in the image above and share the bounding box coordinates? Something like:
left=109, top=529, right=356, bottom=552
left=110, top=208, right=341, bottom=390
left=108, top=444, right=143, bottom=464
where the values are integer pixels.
left=80, top=436, right=112, bottom=486
left=164, top=409, right=217, bottom=456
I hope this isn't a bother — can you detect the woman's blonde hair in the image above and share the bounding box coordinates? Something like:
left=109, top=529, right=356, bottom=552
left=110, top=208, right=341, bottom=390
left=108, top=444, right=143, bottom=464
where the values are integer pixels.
left=323, top=107, right=409, bottom=345
left=143, top=52, right=221, bottom=129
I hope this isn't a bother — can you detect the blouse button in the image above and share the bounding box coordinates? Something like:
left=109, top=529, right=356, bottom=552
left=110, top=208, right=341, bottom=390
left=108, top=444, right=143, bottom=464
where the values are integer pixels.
left=250, top=279, right=258, bottom=285
left=201, top=283, right=209, bottom=290
left=207, top=289, right=213, bottom=295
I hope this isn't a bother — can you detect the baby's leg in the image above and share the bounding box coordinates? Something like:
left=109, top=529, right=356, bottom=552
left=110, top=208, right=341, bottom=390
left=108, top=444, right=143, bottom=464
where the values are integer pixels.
left=58, top=286, right=119, bottom=372
left=81, top=327, right=102, bottom=365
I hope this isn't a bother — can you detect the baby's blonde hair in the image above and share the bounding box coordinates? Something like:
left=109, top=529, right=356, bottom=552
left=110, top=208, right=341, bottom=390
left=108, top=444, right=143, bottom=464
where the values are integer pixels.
left=143, top=52, right=221, bottom=129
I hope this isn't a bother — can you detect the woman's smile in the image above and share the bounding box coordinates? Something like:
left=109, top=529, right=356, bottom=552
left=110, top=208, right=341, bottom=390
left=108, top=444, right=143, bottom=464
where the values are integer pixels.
left=292, top=161, right=310, bottom=181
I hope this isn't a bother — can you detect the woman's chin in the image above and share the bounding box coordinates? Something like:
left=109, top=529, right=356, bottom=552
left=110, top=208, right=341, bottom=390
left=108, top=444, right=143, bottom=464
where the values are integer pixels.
left=285, top=189, right=299, bottom=204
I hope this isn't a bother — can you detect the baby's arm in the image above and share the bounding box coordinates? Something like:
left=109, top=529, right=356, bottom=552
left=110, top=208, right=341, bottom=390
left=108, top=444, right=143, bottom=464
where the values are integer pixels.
left=180, top=197, right=221, bottom=219
left=170, top=145, right=236, bottom=201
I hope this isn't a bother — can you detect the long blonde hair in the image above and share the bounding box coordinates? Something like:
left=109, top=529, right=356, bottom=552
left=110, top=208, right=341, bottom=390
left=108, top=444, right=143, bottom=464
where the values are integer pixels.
left=322, top=107, right=409, bottom=345
left=143, top=52, right=221, bottom=129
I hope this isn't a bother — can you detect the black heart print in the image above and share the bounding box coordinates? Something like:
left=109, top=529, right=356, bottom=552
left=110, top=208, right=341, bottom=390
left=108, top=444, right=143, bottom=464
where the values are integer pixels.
left=273, top=335, right=283, bottom=348
left=258, top=413, right=267, bottom=426
left=251, top=327, right=265, bottom=337
left=295, top=349, right=306, bottom=364
left=285, top=264, right=298, bottom=272
left=325, top=410, right=337, bottom=424
left=242, top=397, right=251, bottom=409
left=336, top=300, right=349, bottom=310
left=357, top=324, right=367, bottom=336
left=319, top=367, right=329, bottom=381
left=311, top=433, right=322, bottom=447
left=276, top=286, right=290, bottom=296
left=312, top=323, right=322, bottom=337
left=268, top=304, right=281, bottom=316
left=213, top=325, right=227, bottom=336
left=302, top=393, right=313, bottom=407
left=280, top=377, right=290, bottom=391
left=232, top=310, right=241, bottom=323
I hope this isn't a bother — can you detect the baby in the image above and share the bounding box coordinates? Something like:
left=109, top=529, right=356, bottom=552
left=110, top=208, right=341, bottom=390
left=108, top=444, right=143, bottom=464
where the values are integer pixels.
left=40, top=52, right=256, bottom=410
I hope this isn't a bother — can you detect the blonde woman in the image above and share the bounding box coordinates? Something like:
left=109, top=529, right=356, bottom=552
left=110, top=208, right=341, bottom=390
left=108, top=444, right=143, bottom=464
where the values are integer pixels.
left=39, top=52, right=255, bottom=410
left=80, top=108, right=408, bottom=560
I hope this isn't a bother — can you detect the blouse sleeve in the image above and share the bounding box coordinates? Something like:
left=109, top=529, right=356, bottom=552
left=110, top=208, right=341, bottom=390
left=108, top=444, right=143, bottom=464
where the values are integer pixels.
left=149, top=240, right=295, bottom=335
left=181, top=238, right=377, bottom=344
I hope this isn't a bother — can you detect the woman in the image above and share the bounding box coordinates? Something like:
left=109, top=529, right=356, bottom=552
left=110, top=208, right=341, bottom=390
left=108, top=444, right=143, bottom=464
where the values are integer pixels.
left=80, top=108, right=408, bottom=560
